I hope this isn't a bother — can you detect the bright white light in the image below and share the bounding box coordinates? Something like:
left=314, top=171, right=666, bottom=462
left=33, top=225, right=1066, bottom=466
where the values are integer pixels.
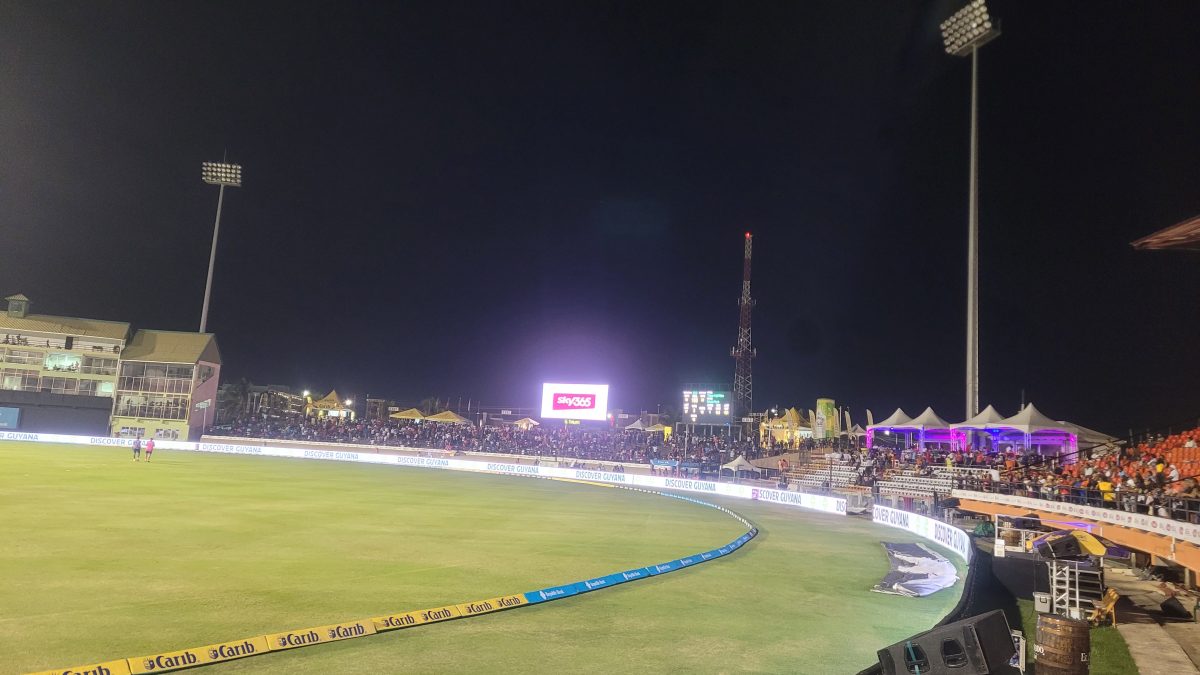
left=540, top=383, right=609, bottom=421
left=201, top=161, right=243, bottom=187
left=345, top=399, right=353, bottom=405
left=941, top=0, right=998, bottom=56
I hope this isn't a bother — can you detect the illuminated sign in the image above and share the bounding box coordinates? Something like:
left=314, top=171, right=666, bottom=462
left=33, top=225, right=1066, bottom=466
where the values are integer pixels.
left=540, top=383, right=609, bottom=421
left=681, top=390, right=732, bottom=424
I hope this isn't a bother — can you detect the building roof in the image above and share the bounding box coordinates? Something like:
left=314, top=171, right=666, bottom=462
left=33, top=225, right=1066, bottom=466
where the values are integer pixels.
left=121, top=330, right=221, bottom=364
left=1131, top=214, right=1200, bottom=251
left=0, top=312, right=130, bottom=340
left=5, top=293, right=30, bottom=301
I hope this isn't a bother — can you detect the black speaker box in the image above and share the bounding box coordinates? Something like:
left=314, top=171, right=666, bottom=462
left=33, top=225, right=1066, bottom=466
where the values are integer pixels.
left=1034, top=534, right=1084, bottom=559
left=877, top=610, right=1019, bottom=675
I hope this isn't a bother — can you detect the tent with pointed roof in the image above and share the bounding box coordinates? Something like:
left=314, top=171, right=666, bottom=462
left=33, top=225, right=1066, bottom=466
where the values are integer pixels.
left=984, top=403, right=1082, bottom=459
left=895, top=407, right=951, bottom=431
left=645, top=423, right=668, bottom=432
left=949, top=404, right=1007, bottom=452
left=951, top=405, right=1007, bottom=430
left=866, top=408, right=913, bottom=450
left=389, top=408, right=424, bottom=420
left=513, top=417, right=540, bottom=430
left=720, top=454, right=762, bottom=478
left=624, top=418, right=646, bottom=431
left=887, top=407, right=952, bottom=450
left=761, top=407, right=811, bottom=447
left=869, top=408, right=912, bottom=429
left=426, top=410, right=469, bottom=424
left=309, top=390, right=344, bottom=410
left=986, top=403, right=1074, bottom=436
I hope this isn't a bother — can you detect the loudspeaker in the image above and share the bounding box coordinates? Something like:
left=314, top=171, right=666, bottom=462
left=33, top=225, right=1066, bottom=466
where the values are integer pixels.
left=877, top=610, right=1019, bottom=675
left=1034, top=534, right=1084, bottom=559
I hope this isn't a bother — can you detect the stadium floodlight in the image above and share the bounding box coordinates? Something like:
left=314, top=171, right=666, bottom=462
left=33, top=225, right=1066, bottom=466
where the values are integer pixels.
left=198, top=161, right=243, bottom=333
left=302, top=390, right=310, bottom=397
left=344, top=399, right=353, bottom=406
left=939, top=0, right=999, bottom=57
left=940, top=0, right=999, bottom=421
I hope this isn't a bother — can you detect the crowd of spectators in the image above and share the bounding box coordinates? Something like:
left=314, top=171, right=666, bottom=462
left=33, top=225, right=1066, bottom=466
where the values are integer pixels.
left=809, top=432, right=1200, bottom=524
left=950, top=429, right=1200, bottom=520
left=839, top=429, right=1200, bottom=521
left=213, top=415, right=767, bottom=466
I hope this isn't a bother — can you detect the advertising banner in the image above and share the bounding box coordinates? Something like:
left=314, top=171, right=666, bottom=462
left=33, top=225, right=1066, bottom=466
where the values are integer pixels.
left=539, top=383, right=609, bottom=421
left=0, top=432, right=850, bottom=517
left=952, top=489, right=1200, bottom=547
left=263, top=619, right=376, bottom=652
left=372, top=604, right=461, bottom=632
left=455, top=595, right=525, bottom=617
left=872, top=504, right=972, bottom=562
left=27, top=660, right=132, bottom=675
left=815, top=398, right=837, bottom=439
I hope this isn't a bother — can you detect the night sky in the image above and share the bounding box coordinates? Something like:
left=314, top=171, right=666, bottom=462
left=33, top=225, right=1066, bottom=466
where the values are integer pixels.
left=2, top=1, right=1197, bottom=434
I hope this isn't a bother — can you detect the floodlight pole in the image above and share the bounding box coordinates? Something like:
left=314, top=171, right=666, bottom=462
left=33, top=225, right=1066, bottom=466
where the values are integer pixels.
left=199, top=184, right=226, bottom=334
left=966, top=45, right=980, bottom=421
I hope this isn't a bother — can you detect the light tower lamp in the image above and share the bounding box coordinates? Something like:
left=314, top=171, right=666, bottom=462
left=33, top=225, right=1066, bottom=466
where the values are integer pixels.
left=199, top=161, right=243, bottom=333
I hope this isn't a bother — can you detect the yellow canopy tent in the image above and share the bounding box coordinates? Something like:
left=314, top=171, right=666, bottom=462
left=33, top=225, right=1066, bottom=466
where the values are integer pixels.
left=306, top=390, right=354, bottom=420
left=389, top=408, right=425, bottom=420
left=426, top=410, right=469, bottom=424
left=308, top=390, right=344, bottom=410
left=513, top=417, right=540, bottom=430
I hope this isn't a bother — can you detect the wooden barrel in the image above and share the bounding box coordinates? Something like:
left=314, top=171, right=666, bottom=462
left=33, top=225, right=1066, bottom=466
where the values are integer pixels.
left=1035, top=614, right=1090, bottom=673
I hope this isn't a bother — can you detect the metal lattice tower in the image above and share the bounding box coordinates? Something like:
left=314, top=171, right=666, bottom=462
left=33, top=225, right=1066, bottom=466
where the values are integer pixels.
left=730, top=232, right=756, bottom=417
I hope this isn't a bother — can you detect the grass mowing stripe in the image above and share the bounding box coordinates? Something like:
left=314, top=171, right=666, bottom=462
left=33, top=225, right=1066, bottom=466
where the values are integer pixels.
left=25, top=479, right=757, bottom=675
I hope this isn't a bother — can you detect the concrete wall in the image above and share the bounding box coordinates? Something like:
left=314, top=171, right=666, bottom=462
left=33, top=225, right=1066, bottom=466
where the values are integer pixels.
left=0, top=390, right=112, bottom=435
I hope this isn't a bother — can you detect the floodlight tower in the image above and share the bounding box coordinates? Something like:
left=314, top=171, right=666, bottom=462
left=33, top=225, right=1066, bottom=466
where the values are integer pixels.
left=730, top=232, right=756, bottom=418
left=941, top=0, right=999, bottom=420
left=199, top=161, right=242, bottom=333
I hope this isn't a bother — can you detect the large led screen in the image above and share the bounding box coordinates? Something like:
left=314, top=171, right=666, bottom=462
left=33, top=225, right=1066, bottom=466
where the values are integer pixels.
left=540, top=383, right=610, bottom=421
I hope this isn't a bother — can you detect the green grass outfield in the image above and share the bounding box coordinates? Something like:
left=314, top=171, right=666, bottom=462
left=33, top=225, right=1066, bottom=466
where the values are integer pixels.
left=0, top=443, right=966, bottom=674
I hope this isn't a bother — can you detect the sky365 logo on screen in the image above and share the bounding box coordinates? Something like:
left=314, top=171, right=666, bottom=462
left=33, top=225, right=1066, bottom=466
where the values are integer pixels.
left=553, top=394, right=596, bottom=411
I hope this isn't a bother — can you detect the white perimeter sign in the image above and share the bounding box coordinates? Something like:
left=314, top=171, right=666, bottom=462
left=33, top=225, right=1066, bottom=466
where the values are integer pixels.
left=540, top=383, right=609, bottom=421
left=0, top=431, right=848, bottom=517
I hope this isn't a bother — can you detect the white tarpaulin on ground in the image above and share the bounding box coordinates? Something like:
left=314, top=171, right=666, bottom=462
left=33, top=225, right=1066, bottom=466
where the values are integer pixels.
left=872, top=542, right=959, bottom=597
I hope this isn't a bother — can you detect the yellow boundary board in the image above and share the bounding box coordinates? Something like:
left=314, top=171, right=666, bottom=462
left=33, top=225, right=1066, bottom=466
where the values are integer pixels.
left=25, top=595, right=528, bottom=675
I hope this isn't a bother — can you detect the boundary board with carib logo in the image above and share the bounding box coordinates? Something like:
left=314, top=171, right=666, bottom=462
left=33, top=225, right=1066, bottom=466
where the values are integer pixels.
left=21, top=482, right=758, bottom=675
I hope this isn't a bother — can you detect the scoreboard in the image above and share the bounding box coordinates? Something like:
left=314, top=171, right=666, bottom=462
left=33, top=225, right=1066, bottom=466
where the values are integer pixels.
left=682, top=389, right=732, bottom=424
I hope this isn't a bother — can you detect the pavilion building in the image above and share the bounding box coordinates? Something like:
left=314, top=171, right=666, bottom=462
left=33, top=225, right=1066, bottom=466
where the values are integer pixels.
left=0, top=293, right=225, bottom=439
left=110, top=330, right=222, bottom=440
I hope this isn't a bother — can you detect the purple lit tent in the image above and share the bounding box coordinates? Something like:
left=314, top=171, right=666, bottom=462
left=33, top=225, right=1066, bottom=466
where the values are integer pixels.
left=865, top=408, right=912, bottom=449
left=949, top=404, right=1007, bottom=453
left=892, top=407, right=952, bottom=451
left=983, top=403, right=1080, bottom=460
